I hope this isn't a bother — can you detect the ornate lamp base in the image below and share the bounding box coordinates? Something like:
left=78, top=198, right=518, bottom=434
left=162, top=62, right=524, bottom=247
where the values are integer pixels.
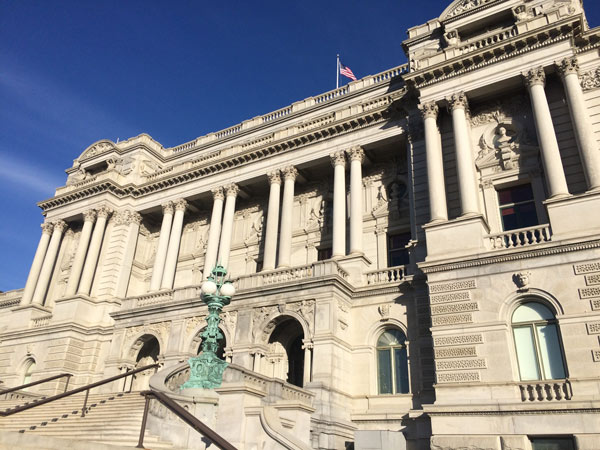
left=181, top=353, right=228, bottom=389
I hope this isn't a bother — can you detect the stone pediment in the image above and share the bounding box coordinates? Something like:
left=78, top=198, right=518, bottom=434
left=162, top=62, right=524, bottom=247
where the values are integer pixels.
left=78, top=139, right=117, bottom=161
left=440, top=0, right=502, bottom=21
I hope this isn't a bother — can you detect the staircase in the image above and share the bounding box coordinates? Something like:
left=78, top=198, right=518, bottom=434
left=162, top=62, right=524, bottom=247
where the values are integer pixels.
left=0, top=391, right=176, bottom=449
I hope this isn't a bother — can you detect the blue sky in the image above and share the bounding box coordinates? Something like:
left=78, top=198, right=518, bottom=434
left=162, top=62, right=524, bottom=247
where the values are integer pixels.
left=1, top=1, right=599, bottom=291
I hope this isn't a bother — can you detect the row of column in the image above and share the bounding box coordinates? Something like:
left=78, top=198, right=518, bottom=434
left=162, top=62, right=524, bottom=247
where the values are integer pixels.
left=21, top=205, right=115, bottom=306
left=420, top=57, right=600, bottom=224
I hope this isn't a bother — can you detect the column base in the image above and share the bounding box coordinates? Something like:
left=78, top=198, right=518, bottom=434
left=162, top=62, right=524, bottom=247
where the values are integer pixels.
left=545, top=191, right=600, bottom=241
left=423, top=215, right=490, bottom=261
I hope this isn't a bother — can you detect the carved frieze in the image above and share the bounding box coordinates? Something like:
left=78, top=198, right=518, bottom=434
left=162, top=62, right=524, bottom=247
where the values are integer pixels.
left=445, top=0, right=497, bottom=19
left=434, top=346, right=477, bottom=359
left=587, top=322, right=600, bottom=334
left=574, top=261, right=600, bottom=275
left=429, top=279, right=476, bottom=294
left=431, top=313, right=473, bottom=326
left=430, top=302, right=479, bottom=316
left=436, top=358, right=486, bottom=371
left=580, top=66, right=600, bottom=91
left=436, top=372, right=481, bottom=383
left=579, top=287, right=600, bottom=299
left=430, top=291, right=471, bottom=304
left=585, top=274, right=600, bottom=286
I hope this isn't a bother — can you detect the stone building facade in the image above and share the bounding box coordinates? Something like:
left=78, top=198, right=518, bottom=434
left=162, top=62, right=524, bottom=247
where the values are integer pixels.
left=1, top=0, right=600, bottom=449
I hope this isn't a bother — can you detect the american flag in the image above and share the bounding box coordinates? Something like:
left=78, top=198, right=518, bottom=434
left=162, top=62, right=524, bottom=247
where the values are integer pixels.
left=339, top=62, right=357, bottom=81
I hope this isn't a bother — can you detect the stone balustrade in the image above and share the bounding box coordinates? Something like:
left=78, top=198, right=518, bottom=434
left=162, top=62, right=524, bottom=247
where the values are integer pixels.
left=365, top=265, right=405, bottom=285
left=30, top=316, right=52, bottom=328
left=519, top=379, right=572, bottom=402
left=488, top=224, right=551, bottom=250
left=0, top=289, right=23, bottom=309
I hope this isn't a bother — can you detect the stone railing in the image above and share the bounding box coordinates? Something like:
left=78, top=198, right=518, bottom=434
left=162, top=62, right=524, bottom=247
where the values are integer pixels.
left=365, top=265, right=405, bottom=285
left=519, top=379, right=572, bottom=402
left=488, top=224, right=551, bottom=250
left=235, top=260, right=349, bottom=291
left=454, top=26, right=518, bottom=56
left=31, top=316, right=52, bottom=328
left=136, top=290, right=175, bottom=307
left=0, top=289, right=23, bottom=309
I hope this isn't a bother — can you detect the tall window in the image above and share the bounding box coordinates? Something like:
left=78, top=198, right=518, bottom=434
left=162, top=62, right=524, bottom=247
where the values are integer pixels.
left=512, top=302, right=567, bottom=381
left=377, top=329, right=409, bottom=394
left=497, top=184, right=538, bottom=231
left=387, top=232, right=411, bottom=267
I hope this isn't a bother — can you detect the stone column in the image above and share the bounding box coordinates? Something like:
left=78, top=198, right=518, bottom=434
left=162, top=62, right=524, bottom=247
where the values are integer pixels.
left=114, top=211, right=142, bottom=298
left=78, top=206, right=111, bottom=296
left=524, top=67, right=570, bottom=198
left=448, top=92, right=480, bottom=216
left=217, top=184, right=239, bottom=269
left=347, top=146, right=365, bottom=254
left=21, top=222, right=54, bottom=305
left=161, top=199, right=188, bottom=290
left=65, top=209, right=97, bottom=296
left=263, top=171, right=281, bottom=271
left=150, top=202, right=174, bottom=291
left=277, top=166, right=298, bottom=268
left=557, top=57, right=600, bottom=191
left=330, top=151, right=347, bottom=258
left=203, top=188, right=225, bottom=279
left=420, top=101, right=448, bottom=222
left=31, top=220, right=67, bottom=305
left=302, top=340, right=313, bottom=386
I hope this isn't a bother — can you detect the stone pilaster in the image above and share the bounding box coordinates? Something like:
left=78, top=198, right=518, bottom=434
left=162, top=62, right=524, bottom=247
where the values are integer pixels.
left=263, top=171, right=281, bottom=271
left=161, top=199, right=188, bottom=290
left=150, top=202, right=174, bottom=290
left=347, top=146, right=364, bottom=255
left=217, top=184, right=239, bottom=269
left=32, top=220, right=67, bottom=305
left=330, top=151, right=347, bottom=258
left=21, top=222, right=54, bottom=305
left=277, top=167, right=297, bottom=268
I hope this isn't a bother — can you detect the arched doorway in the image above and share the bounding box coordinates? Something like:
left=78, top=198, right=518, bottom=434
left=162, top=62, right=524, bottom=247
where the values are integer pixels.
left=267, top=318, right=305, bottom=387
left=132, top=334, right=160, bottom=390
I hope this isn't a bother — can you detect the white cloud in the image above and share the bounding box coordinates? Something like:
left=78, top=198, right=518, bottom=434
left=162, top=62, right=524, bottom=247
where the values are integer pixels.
left=0, top=152, right=62, bottom=196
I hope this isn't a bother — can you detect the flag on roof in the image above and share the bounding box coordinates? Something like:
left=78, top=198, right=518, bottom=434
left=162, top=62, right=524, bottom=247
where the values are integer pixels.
left=339, top=62, right=357, bottom=81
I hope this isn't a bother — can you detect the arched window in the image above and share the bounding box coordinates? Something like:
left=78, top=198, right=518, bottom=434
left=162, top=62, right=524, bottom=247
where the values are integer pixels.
left=22, top=358, right=36, bottom=387
left=512, top=302, right=567, bottom=381
left=377, top=329, right=409, bottom=394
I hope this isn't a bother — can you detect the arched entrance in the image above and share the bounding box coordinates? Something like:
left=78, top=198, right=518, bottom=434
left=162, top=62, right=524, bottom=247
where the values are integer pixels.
left=132, top=334, right=160, bottom=390
left=267, top=318, right=305, bottom=387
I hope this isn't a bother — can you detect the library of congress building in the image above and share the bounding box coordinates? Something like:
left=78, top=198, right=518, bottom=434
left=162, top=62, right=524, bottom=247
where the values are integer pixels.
left=1, top=1, right=600, bottom=449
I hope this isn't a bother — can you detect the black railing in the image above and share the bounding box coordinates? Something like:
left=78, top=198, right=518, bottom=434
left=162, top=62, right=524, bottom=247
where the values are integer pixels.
left=137, top=390, right=237, bottom=450
left=0, top=373, right=72, bottom=398
left=0, top=364, right=159, bottom=417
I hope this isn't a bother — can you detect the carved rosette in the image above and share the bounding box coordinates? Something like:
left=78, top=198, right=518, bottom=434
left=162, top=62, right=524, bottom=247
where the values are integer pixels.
left=225, top=183, right=239, bottom=197
left=330, top=151, right=346, bottom=168
left=174, top=198, right=188, bottom=212
left=419, top=101, right=439, bottom=120
left=52, top=219, right=68, bottom=233
left=83, top=209, right=97, bottom=223
left=267, top=170, right=281, bottom=185
left=96, top=205, right=112, bottom=219
left=347, top=146, right=365, bottom=163
left=556, top=57, right=579, bottom=79
left=162, top=202, right=174, bottom=215
left=41, top=221, right=54, bottom=235
left=281, top=166, right=298, bottom=181
left=524, top=67, right=546, bottom=87
left=447, top=92, right=469, bottom=111
left=211, top=187, right=225, bottom=201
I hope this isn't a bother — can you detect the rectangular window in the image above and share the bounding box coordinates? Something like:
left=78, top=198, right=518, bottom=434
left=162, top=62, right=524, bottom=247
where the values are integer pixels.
left=317, top=247, right=332, bottom=261
left=497, top=184, right=539, bottom=231
left=530, top=437, right=575, bottom=450
left=387, top=233, right=411, bottom=267
left=377, top=349, right=393, bottom=394
left=513, top=326, right=541, bottom=381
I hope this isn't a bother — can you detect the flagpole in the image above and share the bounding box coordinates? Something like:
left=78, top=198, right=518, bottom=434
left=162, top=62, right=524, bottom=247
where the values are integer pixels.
left=336, top=54, right=339, bottom=89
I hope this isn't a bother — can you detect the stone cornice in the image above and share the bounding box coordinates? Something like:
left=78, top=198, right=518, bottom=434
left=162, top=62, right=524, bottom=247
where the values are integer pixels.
left=38, top=89, right=405, bottom=213
left=419, top=239, right=600, bottom=274
left=404, top=16, right=580, bottom=89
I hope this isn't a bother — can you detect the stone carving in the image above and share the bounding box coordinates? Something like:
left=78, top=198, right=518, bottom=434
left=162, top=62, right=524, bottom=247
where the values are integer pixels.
left=436, top=358, right=486, bottom=370
left=41, top=222, right=54, bottom=235
left=524, top=67, right=546, bottom=87
left=68, top=167, right=90, bottom=185
left=573, top=261, right=600, bottom=274
left=245, top=213, right=264, bottom=244
left=447, top=92, right=469, bottom=111
left=443, top=30, right=459, bottom=47
left=445, top=0, right=496, bottom=18
left=281, top=166, right=298, bottom=181
left=139, top=159, right=160, bottom=176
left=430, top=291, right=471, bottom=304
left=83, top=209, right=97, bottom=223
left=330, top=151, right=346, bottom=167
left=211, top=187, right=225, bottom=201
left=80, top=140, right=115, bottom=159
left=593, top=350, right=600, bottom=362
left=290, top=300, right=315, bottom=329
left=512, top=4, right=531, bottom=21
left=96, top=206, right=112, bottom=219
left=125, top=321, right=171, bottom=357
left=305, top=199, right=325, bottom=231
left=186, top=315, right=205, bottom=335
left=580, top=66, right=600, bottom=91
left=579, top=287, right=600, bottom=299
left=434, top=346, right=477, bottom=359
left=513, top=271, right=532, bottom=291
left=556, top=56, right=579, bottom=78
left=346, top=146, right=364, bottom=163
left=591, top=299, right=600, bottom=311
left=219, top=310, right=238, bottom=338
left=430, top=302, right=479, bottom=315
left=52, top=220, right=68, bottom=233
left=267, top=170, right=281, bottom=185
left=112, top=210, right=142, bottom=226
left=436, top=372, right=481, bottom=383
left=162, top=202, right=174, bottom=215
left=419, top=102, right=439, bottom=120
left=378, top=304, right=391, bottom=321
left=429, top=279, right=476, bottom=294
left=225, top=183, right=239, bottom=197
left=173, top=198, right=188, bottom=212
left=587, top=322, right=600, bottom=334
left=431, top=313, right=473, bottom=326
left=585, top=274, right=600, bottom=286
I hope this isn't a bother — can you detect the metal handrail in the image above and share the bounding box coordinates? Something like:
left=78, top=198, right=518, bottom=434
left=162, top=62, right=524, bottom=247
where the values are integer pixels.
left=0, top=373, right=72, bottom=396
left=0, top=364, right=159, bottom=417
left=137, top=390, right=237, bottom=450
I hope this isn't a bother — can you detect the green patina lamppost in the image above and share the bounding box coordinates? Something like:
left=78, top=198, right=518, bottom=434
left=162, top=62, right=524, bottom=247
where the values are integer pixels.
left=182, top=264, right=235, bottom=389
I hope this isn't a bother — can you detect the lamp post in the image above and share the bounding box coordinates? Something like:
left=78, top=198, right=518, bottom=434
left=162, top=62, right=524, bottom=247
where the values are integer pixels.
left=182, top=265, right=235, bottom=389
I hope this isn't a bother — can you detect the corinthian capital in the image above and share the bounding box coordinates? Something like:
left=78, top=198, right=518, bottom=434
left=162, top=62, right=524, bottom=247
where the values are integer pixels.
left=556, top=57, right=579, bottom=78
left=96, top=205, right=112, bottom=219
left=447, top=92, right=469, bottom=111
left=225, top=183, right=239, bottom=197
left=347, top=146, right=365, bottom=163
left=41, top=221, right=54, bottom=235
left=174, top=198, right=188, bottom=212
left=330, top=151, right=346, bottom=168
left=162, top=202, right=174, bottom=215
left=419, top=101, right=439, bottom=120
left=267, top=170, right=281, bottom=185
left=52, top=219, right=68, bottom=233
left=211, top=187, right=225, bottom=201
left=83, top=209, right=97, bottom=223
left=524, top=67, right=546, bottom=87
left=281, top=166, right=298, bottom=181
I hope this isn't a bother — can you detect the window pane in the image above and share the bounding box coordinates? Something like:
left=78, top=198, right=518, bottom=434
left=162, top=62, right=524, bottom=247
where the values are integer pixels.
left=514, top=203, right=539, bottom=228
left=378, top=350, right=392, bottom=394
left=498, top=184, right=534, bottom=205
left=537, top=324, right=566, bottom=379
left=377, top=329, right=406, bottom=347
left=513, top=327, right=541, bottom=380
left=388, top=233, right=411, bottom=267
left=530, top=438, right=575, bottom=450
left=513, top=303, right=555, bottom=323
left=394, top=347, right=409, bottom=394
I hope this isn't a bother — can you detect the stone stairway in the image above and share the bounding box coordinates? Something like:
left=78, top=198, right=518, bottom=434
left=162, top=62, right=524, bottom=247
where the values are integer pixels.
left=0, top=391, right=176, bottom=449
